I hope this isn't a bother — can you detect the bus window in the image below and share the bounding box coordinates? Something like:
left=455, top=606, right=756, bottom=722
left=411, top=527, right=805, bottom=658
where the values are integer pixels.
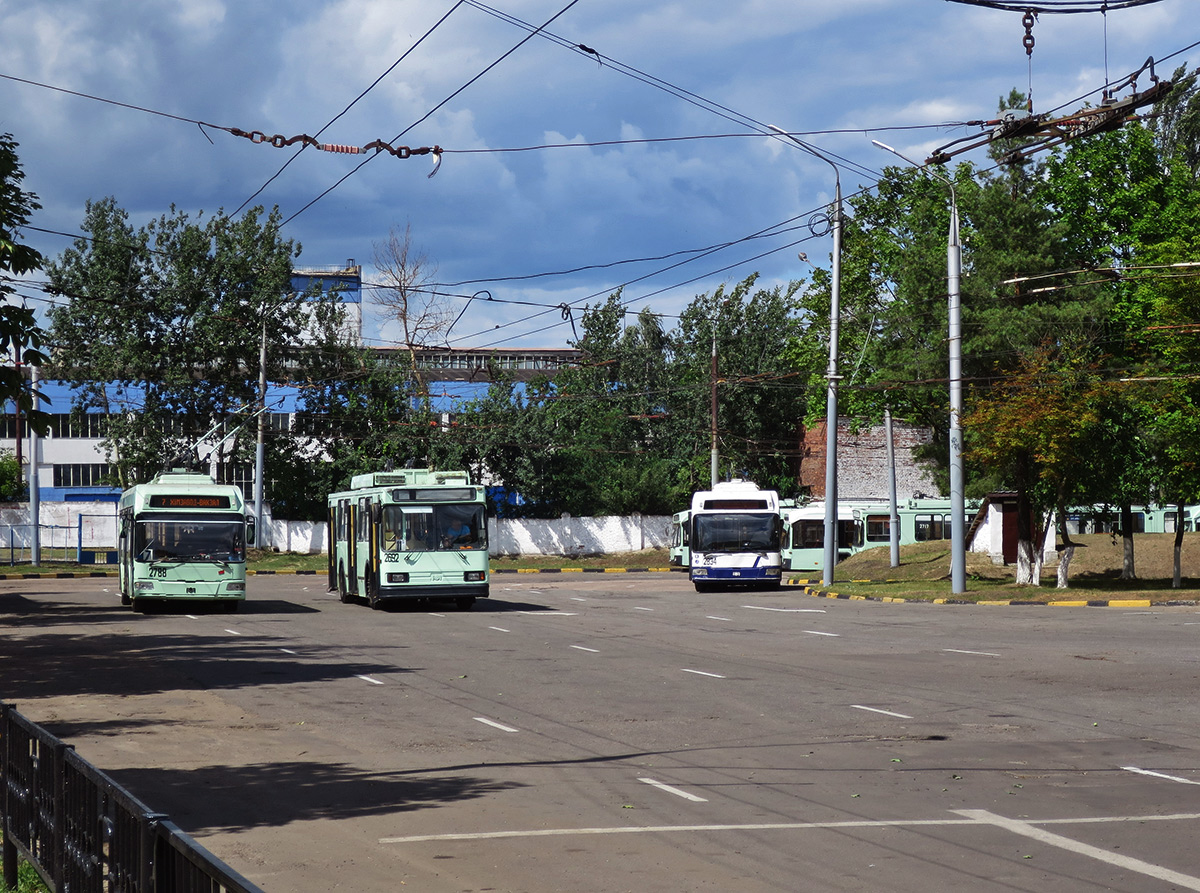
left=915, top=514, right=949, bottom=541
left=794, top=520, right=824, bottom=548
left=437, top=505, right=486, bottom=550
left=866, top=515, right=890, bottom=542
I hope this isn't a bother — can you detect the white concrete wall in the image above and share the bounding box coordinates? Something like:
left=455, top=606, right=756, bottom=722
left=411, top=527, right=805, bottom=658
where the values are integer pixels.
left=2, top=503, right=674, bottom=558
left=487, top=514, right=672, bottom=557
left=0, top=502, right=119, bottom=549
left=260, top=513, right=672, bottom=556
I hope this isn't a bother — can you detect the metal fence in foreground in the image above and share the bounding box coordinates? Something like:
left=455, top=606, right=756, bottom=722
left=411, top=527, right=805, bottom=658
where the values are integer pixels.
left=1, top=704, right=265, bottom=893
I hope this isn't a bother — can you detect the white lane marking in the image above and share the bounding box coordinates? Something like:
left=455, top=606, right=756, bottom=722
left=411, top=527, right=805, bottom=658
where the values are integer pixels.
left=682, top=669, right=726, bottom=679
left=804, top=630, right=840, bottom=637
left=634, top=607, right=654, bottom=612
left=706, top=615, right=733, bottom=621
left=356, top=675, right=385, bottom=685
left=516, top=611, right=578, bottom=616
left=224, top=629, right=241, bottom=636
left=570, top=597, right=587, bottom=601
left=851, top=705, right=913, bottom=719
left=639, top=777, right=708, bottom=802
left=279, top=648, right=298, bottom=655
left=186, top=614, right=198, bottom=620
left=489, top=626, right=511, bottom=633
left=570, top=645, right=599, bottom=653
left=1123, top=766, right=1200, bottom=786
left=474, top=717, right=519, bottom=733
left=744, top=606, right=827, bottom=613
left=429, top=612, right=446, bottom=618
left=955, top=809, right=1200, bottom=891
left=944, top=648, right=1000, bottom=657
left=381, top=811, right=1200, bottom=845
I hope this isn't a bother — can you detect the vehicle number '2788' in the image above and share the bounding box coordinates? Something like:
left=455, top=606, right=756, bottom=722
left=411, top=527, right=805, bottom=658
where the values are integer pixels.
left=149, top=566, right=168, bottom=578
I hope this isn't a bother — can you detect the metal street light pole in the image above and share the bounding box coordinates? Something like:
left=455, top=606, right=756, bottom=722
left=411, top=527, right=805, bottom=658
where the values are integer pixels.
left=770, top=125, right=842, bottom=587
left=710, top=318, right=719, bottom=487
left=872, top=140, right=966, bottom=594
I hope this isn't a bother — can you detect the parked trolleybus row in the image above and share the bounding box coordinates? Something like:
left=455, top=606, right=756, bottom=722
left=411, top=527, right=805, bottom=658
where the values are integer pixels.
left=669, top=479, right=1199, bottom=591
left=115, top=469, right=1199, bottom=609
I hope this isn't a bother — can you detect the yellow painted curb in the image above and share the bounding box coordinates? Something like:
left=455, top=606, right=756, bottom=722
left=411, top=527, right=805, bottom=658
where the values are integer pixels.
left=1048, top=600, right=1088, bottom=607
left=1107, top=599, right=1152, bottom=608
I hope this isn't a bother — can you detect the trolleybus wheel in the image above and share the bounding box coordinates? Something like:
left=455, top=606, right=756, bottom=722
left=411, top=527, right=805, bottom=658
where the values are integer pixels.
left=120, top=592, right=131, bottom=606
left=338, top=565, right=352, bottom=603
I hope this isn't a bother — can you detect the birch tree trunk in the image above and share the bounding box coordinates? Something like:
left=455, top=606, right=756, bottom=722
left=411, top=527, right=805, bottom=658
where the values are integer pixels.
left=1118, top=503, right=1136, bottom=580
left=1056, top=544, right=1075, bottom=588
left=1015, top=488, right=1038, bottom=585
left=1016, top=539, right=1035, bottom=585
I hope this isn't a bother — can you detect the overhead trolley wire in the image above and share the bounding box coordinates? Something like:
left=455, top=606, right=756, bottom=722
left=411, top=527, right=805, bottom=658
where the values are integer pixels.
left=281, top=0, right=586, bottom=227
left=234, top=0, right=469, bottom=216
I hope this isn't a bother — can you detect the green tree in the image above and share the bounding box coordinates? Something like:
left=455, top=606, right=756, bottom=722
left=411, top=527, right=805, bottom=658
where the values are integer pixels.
left=453, top=276, right=809, bottom=518
left=965, top=343, right=1114, bottom=586
left=0, top=133, right=49, bottom=435
left=46, top=199, right=346, bottom=501
left=0, top=449, right=24, bottom=501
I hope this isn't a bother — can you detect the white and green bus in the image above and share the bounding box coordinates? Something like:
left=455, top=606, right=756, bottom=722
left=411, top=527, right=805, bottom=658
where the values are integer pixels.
left=327, top=469, right=489, bottom=610
left=117, top=470, right=254, bottom=612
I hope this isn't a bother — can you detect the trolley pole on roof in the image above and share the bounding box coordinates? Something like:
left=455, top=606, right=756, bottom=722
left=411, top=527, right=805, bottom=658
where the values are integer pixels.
left=769, top=125, right=842, bottom=587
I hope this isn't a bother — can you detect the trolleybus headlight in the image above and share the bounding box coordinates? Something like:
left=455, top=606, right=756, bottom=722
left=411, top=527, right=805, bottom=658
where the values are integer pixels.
left=225, top=582, right=245, bottom=592
left=134, top=581, right=155, bottom=591
left=464, top=571, right=485, bottom=582
left=387, top=572, right=409, bottom=584
left=693, top=567, right=708, bottom=577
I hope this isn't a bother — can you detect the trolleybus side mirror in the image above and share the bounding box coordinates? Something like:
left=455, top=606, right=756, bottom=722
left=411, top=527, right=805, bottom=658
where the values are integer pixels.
left=246, top=518, right=257, bottom=546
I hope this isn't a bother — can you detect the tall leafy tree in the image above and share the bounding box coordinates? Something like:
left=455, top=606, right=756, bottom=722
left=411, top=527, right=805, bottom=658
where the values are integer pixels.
left=454, top=276, right=809, bottom=518
left=0, top=133, right=49, bottom=435
left=46, top=199, right=346, bottom=496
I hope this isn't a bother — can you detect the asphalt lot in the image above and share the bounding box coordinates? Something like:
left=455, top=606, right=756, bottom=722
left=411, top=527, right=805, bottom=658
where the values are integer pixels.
left=4, top=573, right=1200, bottom=892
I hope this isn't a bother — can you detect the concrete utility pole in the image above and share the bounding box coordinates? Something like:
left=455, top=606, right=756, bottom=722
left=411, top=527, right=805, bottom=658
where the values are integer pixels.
left=710, top=323, right=719, bottom=488
left=253, top=316, right=268, bottom=546
left=885, top=406, right=900, bottom=569
left=30, top=365, right=40, bottom=567
left=769, top=125, right=843, bottom=587
left=873, top=140, right=967, bottom=594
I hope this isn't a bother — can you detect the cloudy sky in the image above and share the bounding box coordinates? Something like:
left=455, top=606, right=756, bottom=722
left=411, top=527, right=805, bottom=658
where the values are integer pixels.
left=2, top=0, right=1196, bottom=353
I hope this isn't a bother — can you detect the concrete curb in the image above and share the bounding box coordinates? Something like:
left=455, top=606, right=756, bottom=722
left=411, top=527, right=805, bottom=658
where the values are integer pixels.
left=492, top=567, right=683, bottom=574
left=793, top=581, right=1194, bottom=608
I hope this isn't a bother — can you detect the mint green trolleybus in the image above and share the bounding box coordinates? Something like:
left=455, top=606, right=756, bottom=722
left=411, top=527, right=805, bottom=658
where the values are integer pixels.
left=117, top=470, right=254, bottom=612
left=327, top=469, right=489, bottom=610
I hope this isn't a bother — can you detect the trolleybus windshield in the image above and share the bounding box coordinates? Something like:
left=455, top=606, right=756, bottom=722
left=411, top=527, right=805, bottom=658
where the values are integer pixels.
left=382, top=504, right=487, bottom=552
left=134, top=515, right=247, bottom=563
left=693, top=512, right=777, bottom=552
